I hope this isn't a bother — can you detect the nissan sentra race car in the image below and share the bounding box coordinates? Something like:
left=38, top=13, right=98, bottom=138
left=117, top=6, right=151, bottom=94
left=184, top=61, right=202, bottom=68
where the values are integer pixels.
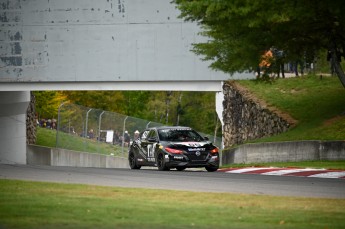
left=128, top=126, right=219, bottom=172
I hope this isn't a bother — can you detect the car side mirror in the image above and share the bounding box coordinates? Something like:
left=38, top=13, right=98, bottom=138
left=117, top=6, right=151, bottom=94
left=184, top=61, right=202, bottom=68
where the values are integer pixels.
left=204, top=136, right=209, bottom=141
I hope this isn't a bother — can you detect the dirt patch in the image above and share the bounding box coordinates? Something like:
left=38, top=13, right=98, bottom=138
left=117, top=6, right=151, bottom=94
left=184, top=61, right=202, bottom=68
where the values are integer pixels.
left=323, top=115, right=345, bottom=127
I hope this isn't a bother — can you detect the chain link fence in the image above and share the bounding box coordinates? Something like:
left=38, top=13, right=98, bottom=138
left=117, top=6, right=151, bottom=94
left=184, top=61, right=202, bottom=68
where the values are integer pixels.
left=56, top=103, right=222, bottom=158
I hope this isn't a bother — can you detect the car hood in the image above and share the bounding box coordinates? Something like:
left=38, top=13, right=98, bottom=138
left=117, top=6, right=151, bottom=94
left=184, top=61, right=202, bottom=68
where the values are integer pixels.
left=161, top=141, right=216, bottom=151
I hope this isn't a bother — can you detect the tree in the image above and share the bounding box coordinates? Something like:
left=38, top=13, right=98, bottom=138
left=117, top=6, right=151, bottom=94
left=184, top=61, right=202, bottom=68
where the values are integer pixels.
left=177, top=92, right=220, bottom=136
left=143, top=91, right=219, bottom=135
left=62, top=91, right=126, bottom=113
left=145, top=92, right=167, bottom=123
left=173, top=0, right=345, bottom=86
left=122, top=91, right=150, bottom=117
left=34, top=91, right=66, bottom=119
left=35, top=90, right=220, bottom=136
left=165, top=91, right=173, bottom=124
left=175, top=92, right=183, bottom=126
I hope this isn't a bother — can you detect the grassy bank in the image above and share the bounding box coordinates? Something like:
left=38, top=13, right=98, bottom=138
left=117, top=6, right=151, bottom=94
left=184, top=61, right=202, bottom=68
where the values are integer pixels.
left=36, top=127, right=123, bottom=156
left=237, top=75, right=345, bottom=142
left=0, top=179, right=344, bottom=229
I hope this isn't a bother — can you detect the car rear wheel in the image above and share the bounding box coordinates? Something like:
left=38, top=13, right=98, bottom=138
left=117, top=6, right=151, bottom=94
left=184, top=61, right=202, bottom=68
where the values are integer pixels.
left=205, top=165, right=218, bottom=172
left=129, top=152, right=141, bottom=169
left=157, top=154, right=169, bottom=171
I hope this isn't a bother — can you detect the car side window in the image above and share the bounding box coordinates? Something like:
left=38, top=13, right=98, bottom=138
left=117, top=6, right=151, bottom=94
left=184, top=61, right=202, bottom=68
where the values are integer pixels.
left=140, top=130, right=149, bottom=141
left=147, top=130, right=158, bottom=140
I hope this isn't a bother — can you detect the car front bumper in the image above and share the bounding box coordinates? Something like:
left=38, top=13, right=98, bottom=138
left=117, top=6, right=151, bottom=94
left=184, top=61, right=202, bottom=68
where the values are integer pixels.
left=165, top=153, right=219, bottom=168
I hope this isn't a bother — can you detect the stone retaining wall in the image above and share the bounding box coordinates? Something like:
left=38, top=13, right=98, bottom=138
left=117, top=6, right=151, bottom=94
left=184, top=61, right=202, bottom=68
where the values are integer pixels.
left=26, top=92, right=36, bottom=145
left=222, top=81, right=296, bottom=148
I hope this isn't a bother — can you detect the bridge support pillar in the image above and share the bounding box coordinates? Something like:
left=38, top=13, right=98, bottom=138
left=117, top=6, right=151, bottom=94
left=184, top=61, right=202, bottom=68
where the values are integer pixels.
left=0, top=91, right=30, bottom=164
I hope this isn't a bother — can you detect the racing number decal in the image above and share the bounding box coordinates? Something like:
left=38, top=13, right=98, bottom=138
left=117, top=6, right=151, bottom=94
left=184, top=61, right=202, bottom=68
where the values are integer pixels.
left=147, top=143, right=157, bottom=162
left=147, top=144, right=153, bottom=158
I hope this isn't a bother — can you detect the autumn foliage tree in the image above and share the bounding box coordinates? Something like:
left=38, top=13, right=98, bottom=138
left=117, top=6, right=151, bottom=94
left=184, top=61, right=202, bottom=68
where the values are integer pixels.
left=34, top=91, right=66, bottom=119
left=173, top=0, right=345, bottom=86
left=34, top=90, right=220, bottom=136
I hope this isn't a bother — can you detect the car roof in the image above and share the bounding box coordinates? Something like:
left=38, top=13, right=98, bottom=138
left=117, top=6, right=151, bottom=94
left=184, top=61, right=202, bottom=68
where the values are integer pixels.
left=146, top=126, right=192, bottom=131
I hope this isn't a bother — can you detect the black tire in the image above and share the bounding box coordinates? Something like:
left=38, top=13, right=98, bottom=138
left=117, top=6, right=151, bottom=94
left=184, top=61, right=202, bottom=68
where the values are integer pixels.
left=205, top=165, right=218, bottom=172
left=157, top=154, right=169, bottom=171
left=176, top=166, right=186, bottom=171
left=129, top=152, right=141, bottom=169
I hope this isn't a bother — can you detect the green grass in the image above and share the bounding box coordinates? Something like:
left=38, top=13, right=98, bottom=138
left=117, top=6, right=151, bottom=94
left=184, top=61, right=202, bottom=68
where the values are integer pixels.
left=36, top=127, right=57, bottom=148
left=0, top=179, right=344, bottom=229
left=237, top=74, right=345, bottom=142
left=36, top=127, right=124, bottom=156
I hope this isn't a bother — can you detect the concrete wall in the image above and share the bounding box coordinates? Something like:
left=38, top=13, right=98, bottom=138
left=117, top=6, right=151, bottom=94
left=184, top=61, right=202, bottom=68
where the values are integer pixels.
left=222, top=141, right=345, bottom=165
left=0, top=0, right=254, bottom=85
left=27, top=145, right=129, bottom=168
left=27, top=141, right=345, bottom=168
left=0, top=91, right=30, bottom=164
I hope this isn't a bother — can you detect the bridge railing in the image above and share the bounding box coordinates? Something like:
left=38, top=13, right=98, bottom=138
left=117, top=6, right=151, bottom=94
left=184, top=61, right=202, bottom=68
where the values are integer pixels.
left=56, top=103, right=222, bottom=158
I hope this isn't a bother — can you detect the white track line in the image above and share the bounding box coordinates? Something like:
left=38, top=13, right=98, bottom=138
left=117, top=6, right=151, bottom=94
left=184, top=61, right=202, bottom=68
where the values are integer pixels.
left=308, top=171, right=345, bottom=178
left=224, top=167, right=268, bottom=173
left=263, top=168, right=324, bottom=176
left=262, top=169, right=308, bottom=175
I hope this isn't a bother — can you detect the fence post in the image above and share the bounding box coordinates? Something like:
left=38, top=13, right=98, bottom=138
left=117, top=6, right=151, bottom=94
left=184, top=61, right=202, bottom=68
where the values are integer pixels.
left=98, top=111, right=105, bottom=142
left=85, top=108, right=93, bottom=138
left=68, top=118, right=70, bottom=134
left=122, top=116, right=128, bottom=155
left=96, top=111, right=105, bottom=154
left=56, top=102, right=66, bottom=148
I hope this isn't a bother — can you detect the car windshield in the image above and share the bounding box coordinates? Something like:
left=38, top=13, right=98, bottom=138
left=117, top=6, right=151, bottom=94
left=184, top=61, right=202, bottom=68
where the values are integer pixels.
left=158, top=128, right=204, bottom=142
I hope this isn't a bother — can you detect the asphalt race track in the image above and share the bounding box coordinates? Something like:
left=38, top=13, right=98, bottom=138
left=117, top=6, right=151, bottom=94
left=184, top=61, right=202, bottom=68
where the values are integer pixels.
left=0, top=164, right=344, bottom=199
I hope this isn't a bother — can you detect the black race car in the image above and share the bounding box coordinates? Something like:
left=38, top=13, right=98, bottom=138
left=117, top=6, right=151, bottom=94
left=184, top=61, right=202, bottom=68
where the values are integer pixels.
left=128, top=126, right=219, bottom=172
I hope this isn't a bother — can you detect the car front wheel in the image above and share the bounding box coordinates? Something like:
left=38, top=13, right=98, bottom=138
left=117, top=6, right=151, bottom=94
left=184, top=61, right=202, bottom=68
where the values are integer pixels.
left=205, top=165, right=218, bottom=172
left=157, top=154, right=169, bottom=171
left=129, top=152, right=141, bottom=169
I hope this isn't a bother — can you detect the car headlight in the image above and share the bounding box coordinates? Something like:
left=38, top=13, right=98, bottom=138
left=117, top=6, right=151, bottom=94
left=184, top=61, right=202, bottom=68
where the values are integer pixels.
left=165, top=147, right=183, bottom=154
left=210, top=148, right=219, bottom=154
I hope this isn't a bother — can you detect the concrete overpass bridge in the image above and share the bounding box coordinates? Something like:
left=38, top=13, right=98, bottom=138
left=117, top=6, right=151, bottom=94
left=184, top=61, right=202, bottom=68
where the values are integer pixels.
left=0, top=0, right=254, bottom=164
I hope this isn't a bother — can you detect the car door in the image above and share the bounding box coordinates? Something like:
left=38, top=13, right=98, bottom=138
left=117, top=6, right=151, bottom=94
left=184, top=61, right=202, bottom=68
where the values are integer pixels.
left=134, top=130, right=150, bottom=165
left=136, top=129, right=156, bottom=165
left=144, top=129, right=158, bottom=163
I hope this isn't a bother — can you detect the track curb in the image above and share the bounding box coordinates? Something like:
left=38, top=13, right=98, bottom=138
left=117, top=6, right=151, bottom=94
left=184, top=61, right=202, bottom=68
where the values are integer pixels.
left=218, top=167, right=345, bottom=179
